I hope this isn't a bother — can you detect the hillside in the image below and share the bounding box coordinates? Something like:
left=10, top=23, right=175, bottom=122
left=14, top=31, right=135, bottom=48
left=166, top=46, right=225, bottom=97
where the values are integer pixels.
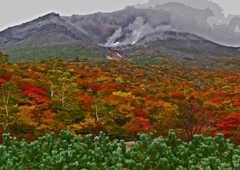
left=0, top=52, right=240, bottom=146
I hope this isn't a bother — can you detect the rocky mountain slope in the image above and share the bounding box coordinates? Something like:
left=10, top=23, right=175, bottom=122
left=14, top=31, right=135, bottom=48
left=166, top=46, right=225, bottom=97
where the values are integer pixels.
left=0, top=6, right=239, bottom=63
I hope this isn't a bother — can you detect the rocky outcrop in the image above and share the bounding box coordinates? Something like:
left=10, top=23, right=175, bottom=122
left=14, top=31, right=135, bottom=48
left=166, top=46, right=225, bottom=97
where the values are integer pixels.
left=117, top=141, right=136, bottom=152
left=105, top=49, right=124, bottom=60
left=117, top=138, right=159, bottom=152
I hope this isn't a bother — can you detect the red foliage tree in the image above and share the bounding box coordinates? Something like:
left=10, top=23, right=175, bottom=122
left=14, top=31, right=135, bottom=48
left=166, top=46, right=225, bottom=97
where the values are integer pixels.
left=133, top=106, right=148, bottom=118
left=215, top=112, right=240, bottom=145
left=23, top=87, right=51, bottom=108
left=78, top=94, right=95, bottom=111
left=126, top=117, right=153, bottom=135
left=88, top=82, right=102, bottom=91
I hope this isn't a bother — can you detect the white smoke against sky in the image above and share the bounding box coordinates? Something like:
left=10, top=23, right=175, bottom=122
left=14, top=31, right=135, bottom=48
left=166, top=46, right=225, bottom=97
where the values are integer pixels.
left=104, top=28, right=122, bottom=47
left=102, top=8, right=180, bottom=47
left=104, top=16, right=177, bottom=47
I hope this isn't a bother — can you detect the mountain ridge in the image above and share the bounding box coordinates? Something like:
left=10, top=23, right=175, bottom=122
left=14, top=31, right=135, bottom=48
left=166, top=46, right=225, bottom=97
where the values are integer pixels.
left=0, top=6, right=239, bottom=63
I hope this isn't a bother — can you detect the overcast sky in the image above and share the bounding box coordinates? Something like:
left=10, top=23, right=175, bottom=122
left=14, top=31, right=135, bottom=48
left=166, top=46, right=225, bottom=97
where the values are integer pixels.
left=0, top=0, right=239, bottom=32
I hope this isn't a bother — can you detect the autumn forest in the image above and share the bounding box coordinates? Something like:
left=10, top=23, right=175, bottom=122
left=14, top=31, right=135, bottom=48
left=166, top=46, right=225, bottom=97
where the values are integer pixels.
left=0, top=51, right=240, bottom=146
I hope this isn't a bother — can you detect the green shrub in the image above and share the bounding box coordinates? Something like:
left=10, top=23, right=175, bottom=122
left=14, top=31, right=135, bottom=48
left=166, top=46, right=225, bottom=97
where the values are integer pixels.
left=0, top=129, right=240, bottom=169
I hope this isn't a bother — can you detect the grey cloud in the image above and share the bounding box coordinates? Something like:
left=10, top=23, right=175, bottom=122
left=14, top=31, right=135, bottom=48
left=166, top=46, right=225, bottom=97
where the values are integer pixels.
left=135, top=0, right=225, bottom=19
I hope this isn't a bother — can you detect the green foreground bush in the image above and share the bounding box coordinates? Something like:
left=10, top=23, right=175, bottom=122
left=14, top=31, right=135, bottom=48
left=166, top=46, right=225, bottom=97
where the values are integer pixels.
left=0, top=129, right=240, bottom=170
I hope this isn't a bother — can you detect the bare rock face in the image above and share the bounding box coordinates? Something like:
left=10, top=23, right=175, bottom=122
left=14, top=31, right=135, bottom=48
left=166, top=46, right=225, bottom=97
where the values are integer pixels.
left=105, top=49, right=124, bottom=60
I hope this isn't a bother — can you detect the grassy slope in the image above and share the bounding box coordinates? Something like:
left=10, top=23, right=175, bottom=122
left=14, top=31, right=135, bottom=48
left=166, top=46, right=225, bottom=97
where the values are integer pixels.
left=1, top=42, right=107, bottom=63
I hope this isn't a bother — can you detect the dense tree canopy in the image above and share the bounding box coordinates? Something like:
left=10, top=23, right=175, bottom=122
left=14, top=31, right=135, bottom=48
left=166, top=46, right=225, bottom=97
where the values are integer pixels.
left=0, top=52, right=240, bottom=145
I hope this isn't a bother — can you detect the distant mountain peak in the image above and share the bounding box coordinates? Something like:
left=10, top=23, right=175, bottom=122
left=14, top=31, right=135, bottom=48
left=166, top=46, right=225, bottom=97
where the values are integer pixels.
left=0, top=7, right=239, bottom=63
left=36, top=12, right=61, bottom=20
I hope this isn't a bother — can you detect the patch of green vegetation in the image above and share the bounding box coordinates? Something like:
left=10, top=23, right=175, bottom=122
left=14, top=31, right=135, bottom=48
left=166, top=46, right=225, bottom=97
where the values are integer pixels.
left=1, top=42, right=106, bottom=63
left=172, top=47, right=201, bottom=54
left=127, top=53, right=173, bottom=67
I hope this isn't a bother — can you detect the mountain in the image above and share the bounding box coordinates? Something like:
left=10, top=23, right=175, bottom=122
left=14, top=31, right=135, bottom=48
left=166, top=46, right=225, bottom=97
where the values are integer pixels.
left=0, top=6, right=239, bottom=63
left=0, top=13, right=108, bottom=62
